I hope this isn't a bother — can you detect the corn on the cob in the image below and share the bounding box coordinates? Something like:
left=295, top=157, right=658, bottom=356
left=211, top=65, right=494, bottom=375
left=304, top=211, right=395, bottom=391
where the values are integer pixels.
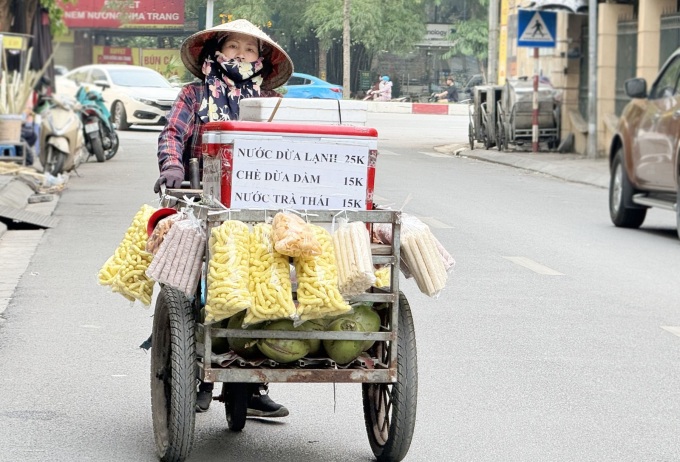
left=244, top=223, right=297, bottom=325
left=333, top=221, right=376, bottom=296
left=295, top=224, right=351, bottom=322
left=204, top=220, right=252, bottom=323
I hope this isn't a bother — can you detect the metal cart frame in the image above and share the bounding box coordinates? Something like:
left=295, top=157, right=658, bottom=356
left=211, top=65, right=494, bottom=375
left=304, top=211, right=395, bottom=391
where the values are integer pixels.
left=468, top=84, right=505, bottom=150
left=150, top=200, right=417, bottom=462
left=495, top=79, right=561, bottom=152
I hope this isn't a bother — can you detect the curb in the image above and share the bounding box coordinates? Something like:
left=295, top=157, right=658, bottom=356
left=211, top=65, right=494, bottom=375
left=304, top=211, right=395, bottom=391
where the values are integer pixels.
left=434, top=144, right=610, bottom=189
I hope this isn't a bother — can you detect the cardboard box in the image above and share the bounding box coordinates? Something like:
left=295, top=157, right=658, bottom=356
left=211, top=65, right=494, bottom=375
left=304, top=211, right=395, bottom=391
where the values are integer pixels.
left=239, top=98, right=367, bottom=126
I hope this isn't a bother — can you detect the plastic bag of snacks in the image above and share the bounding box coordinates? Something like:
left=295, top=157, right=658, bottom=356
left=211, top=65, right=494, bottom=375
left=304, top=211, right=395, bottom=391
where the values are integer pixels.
left=243, top=223, right=297, bottom=326
left=146, top=211, right=206, bottom=297
left=295, top=224, right=351, bottom=323
left=272, top=211, right=321, bottom=257
left=399, top=216, right=448, bottom=298
left=98, top=204, right=157, bottom=306
left=204, top=220, right=252, bottom=323
left=332, top=220, right=376, bottom=297
left=146, top=212, right=183, bottom=255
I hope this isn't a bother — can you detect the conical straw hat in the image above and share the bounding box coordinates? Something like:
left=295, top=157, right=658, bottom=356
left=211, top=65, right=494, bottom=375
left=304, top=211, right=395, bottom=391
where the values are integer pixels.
left=180, top=19, right=293, bottom=91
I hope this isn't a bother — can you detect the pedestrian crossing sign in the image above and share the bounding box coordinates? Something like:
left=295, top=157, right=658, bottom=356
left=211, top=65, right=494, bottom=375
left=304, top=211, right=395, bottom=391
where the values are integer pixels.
left=517, top=9, right=557, bottom=48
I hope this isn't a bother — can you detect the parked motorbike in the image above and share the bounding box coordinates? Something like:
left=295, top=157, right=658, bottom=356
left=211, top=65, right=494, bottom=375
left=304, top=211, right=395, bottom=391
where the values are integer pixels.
left=75, top=86, right=119, bottom=162
left=35, top=93, right=88, bottom=176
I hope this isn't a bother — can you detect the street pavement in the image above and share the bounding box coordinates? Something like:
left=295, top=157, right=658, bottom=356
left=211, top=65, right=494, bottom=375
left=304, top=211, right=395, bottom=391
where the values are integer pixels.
left=0, top=139, right=610, bottom=316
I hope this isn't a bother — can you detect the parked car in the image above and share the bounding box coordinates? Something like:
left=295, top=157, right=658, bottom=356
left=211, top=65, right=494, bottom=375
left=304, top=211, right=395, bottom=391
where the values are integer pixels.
left=282, top=72, right=343, bottom=100
left=56, top=64, right=180, bottom=130
left=608, top=48, right=680, bottom=238
left=54, top=65, right=68, bottom=76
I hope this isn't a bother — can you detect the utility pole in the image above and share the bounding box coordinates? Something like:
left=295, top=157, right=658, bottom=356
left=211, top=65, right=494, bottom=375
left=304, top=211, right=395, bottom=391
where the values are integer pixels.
left=488, top=0, right=500, bottom=84
left=342, top=0, right=351, bottom=99
left=587, top=0, right=598, bottom=158
left=206, top=0, right=214, bottom=28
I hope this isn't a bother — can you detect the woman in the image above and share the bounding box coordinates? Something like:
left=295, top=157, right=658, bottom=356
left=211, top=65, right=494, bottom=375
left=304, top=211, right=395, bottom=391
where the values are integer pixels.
left=153, top=19, right=294, bottom=417
left=154, top=19, right=293, bottom=192
left=376, top=75, right=392, bottom=101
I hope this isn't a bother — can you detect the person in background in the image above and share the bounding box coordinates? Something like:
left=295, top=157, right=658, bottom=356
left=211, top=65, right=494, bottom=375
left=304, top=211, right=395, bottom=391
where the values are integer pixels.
left=435, top=77, right=459, bottom=103
left=362, top=77, right=382, bottom=100
left=376, top=75, right=393, bottom=101
left=153, top=19, right=294, bottom=417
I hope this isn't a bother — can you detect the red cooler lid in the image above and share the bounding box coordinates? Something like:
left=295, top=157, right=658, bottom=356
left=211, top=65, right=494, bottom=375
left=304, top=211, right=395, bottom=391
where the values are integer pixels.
left=204, top=121, right=378, bottom=138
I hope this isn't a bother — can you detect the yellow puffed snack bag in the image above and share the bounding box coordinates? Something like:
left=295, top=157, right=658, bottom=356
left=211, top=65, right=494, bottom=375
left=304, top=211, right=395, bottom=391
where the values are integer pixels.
left=243, top=223, right=296, bottom=326
left=98, top=204, right=157, bottom=306
left=295, top=224, right=351, bottom=322
left=204, top=220, right=252, bottom=323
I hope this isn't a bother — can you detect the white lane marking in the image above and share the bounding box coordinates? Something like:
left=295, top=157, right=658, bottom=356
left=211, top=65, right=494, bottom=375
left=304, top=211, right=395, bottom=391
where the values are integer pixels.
left=379, top=150, right=400, bottom=156
left=416, top=216, right=452, bottom=229
left=80, top=325, right=102, bottom=329
left=661, top=326, right=680, bottom=338
left=111, top=374, right=128, bottom=378
left=502, top=256, right=564, bottom=275
left=419, top=151, right=450, bottom=158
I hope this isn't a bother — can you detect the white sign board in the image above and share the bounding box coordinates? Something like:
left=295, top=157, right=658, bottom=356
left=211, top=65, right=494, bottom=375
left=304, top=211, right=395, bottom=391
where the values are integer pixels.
left=415, top=24, right=456, bottom=48
left=230, top=139, right=370, bottom=210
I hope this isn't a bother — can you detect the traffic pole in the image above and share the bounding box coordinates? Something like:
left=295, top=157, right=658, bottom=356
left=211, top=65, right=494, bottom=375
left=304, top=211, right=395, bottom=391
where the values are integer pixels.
left=532, top=47, right=539, bottom=153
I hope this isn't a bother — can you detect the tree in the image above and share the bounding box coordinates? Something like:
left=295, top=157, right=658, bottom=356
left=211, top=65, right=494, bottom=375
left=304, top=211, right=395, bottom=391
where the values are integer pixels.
left=436, top=0, right=489, bottom=81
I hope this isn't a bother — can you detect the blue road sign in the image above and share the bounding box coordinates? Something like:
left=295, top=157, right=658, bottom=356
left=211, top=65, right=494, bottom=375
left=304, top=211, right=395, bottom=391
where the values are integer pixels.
left=517, top=9, right=557, bottom=48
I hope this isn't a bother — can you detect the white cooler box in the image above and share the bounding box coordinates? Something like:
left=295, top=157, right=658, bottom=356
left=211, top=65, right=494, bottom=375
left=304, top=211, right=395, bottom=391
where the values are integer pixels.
left=239, top=98, right=367, bottom=126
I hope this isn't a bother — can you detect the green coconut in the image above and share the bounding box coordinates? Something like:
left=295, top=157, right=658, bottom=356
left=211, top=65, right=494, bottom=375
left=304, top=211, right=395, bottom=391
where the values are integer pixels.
left=348, top=304, right=381, bottom=351
left=323, top=318, right=365, bottom=364
left=296, top=318, right=327, bottom=356
left=225, top=310, right=261, bottom=358
left=257, top=319, right=310, bottom=363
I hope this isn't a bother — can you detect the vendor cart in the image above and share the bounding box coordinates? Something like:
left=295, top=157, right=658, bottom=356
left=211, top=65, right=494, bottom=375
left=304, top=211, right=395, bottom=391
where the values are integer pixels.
left=495, top=78, right=560, bottom=152
left=150, top=121, right=418, bottom=462
left=468, top=84, right=504, bottom=150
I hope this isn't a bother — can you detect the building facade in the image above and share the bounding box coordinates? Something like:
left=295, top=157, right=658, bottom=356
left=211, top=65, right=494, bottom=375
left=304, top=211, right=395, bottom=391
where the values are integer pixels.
left=499, top=0, right=680, bottom=156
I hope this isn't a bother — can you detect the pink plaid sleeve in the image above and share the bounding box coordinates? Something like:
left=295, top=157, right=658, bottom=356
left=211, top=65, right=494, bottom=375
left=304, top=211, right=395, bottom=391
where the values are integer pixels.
left=157, top=85, right=199, bottom=174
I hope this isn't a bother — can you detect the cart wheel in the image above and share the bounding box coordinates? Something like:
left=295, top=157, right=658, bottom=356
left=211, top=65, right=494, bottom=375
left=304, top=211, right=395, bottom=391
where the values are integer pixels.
left=496, top=119, right=508, bottom=152
left=468, top=123, right=475, bottom=150
left=483, top=126, right=493, bottom=150
left=151, top=286, right=196, bottom=462
left=221, top=383, right=249, bottom=432
left=362, top=291, right=417, bottom=462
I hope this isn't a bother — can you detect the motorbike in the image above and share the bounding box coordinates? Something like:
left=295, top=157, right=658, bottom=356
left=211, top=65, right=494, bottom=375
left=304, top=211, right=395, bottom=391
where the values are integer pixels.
left=35, top=93, right=88, bottom=176
left=75, top=86, right=119, bottom=162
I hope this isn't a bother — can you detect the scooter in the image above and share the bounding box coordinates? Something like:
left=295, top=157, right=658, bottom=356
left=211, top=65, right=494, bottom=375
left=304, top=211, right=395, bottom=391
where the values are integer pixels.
left=76, top=86, right=119, bottom=162
left=35, top=93, right=88, bottom=176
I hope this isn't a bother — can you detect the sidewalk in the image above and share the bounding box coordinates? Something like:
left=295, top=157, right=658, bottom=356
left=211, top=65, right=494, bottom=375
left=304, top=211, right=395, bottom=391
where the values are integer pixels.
left=434, top=143, right=610, bottom=189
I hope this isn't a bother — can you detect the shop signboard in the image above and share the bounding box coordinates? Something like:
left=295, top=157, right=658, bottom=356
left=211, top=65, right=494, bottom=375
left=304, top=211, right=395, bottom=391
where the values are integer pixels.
left=93, top=46, right=139, bottom=65
left=59, top=0, right=184, bottom=29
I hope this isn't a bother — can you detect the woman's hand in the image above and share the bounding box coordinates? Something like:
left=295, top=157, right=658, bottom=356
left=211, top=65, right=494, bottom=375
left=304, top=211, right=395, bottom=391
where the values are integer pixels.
left=154, top=166, right=184, bottom=193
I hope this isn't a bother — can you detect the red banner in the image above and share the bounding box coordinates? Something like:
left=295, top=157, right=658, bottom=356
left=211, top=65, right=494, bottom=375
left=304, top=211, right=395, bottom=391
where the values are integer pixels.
left=60, top=0, right=184, bottom=29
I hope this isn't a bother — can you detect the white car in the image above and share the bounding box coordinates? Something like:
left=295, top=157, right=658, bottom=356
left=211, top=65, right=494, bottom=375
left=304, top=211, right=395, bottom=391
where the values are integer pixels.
left=56, top=64, right=180, bottom=130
